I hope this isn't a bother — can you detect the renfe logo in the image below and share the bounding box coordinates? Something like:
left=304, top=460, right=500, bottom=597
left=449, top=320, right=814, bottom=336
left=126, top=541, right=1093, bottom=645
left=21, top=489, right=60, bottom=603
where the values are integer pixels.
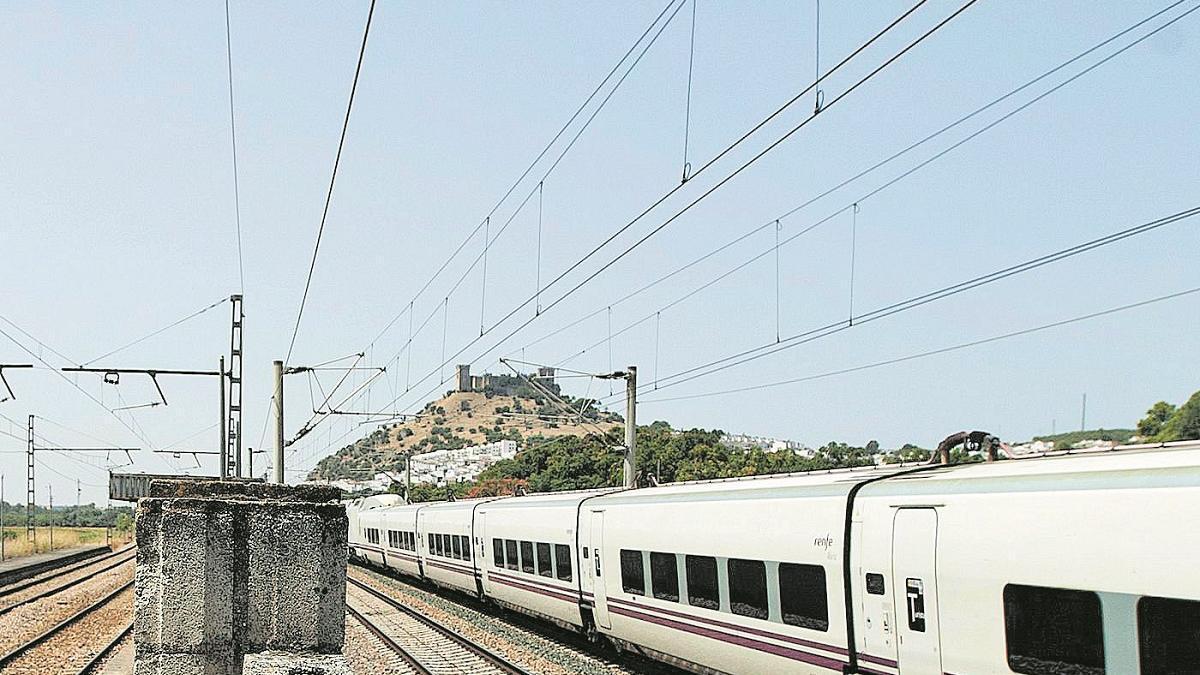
left=813, top=534, right=835, bottom=550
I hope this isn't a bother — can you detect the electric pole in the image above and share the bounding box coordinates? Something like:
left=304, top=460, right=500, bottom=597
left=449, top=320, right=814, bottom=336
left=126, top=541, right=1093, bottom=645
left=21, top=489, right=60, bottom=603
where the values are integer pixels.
left=596, top=365, right=638, bottom=487
left=228, top=294, right=244, bottom=478
left=1081, top=393, right=1087, bottom=431
left=220, top=356, right=227, bottom=478
left=624, top=366, right=637, bottom=488
left=48, top=484, right=53, bottom=551
left=274, top=360, right=284, bottom=483
left=26, top=415, right=33, bottom=544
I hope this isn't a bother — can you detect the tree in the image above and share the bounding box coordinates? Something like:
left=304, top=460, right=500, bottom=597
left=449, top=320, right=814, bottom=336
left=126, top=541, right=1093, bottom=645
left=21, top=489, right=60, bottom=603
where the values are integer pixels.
left=1156, top=390, right=1200, bottom=442
left=467, top=478, right=529, bottom=498
left=1138, top=401, right=1177, bottom=438
left=115, top=512, right=134, bottom=532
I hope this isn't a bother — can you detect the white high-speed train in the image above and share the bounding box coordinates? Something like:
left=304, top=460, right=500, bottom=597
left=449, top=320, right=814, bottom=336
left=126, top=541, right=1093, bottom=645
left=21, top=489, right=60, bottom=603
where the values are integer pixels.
left=346, top=440, right=1200, bottom=674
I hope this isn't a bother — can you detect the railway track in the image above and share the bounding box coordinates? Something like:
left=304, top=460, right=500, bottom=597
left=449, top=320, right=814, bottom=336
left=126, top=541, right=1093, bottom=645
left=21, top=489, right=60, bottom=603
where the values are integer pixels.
left=0, top=547, right=131, bottom=599
left=0, top=549, right=137, bottom=617
left=73, top=621, right=133, bottom=675
left=0, top=579, right=133, bottom=674
left=349, top=565, right=681, bottom=675
left=348, top=576, right=531, bottom=675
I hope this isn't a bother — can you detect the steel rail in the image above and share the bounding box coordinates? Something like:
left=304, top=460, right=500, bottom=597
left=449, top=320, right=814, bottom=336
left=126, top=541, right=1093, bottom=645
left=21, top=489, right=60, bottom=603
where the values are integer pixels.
left=0, top=552, right=136, bottom=616
left=74, top=621, right=133, bottom=675
left=348, top=576, right=531, bottom=675
left=347, top=603, right=434, bottom=675
left=0, top=547, right=129, bottom=598
left=0, top=579, right=134, bottom=667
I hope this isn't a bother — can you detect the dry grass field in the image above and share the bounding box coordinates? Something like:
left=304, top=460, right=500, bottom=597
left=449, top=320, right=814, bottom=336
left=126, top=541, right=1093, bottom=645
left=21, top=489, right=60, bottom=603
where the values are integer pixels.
left=0, top=526, right=131, bottom=560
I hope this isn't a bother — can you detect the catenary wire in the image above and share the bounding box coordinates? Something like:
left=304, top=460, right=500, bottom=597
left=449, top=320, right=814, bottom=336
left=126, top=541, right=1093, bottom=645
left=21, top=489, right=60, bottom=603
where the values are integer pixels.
left=517, top=0, right=1197, bottom=368
left=81, top=296, right=228, bottom=366
left=639, top=286, right=1200, bottom=403
left=285, top=0, right=377, bottom=364
left=362, top=0, right=685, bottom=351
left=371, top=0, right=976, bottom=416
left=297, top=0, right=946, bottom=446
left=224, top=0, right=245, bottom=294
left=605, top=205, right=1200, bottom=399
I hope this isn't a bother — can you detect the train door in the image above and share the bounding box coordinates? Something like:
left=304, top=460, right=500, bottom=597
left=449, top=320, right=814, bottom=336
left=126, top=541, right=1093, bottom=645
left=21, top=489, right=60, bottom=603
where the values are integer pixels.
left=474, top=512, right=487, bottom=597
left=589, top=511, right=611, bottom=629
left=892, top=508, right=942, bottom=675
left=416, top=511, right=426, bottom=578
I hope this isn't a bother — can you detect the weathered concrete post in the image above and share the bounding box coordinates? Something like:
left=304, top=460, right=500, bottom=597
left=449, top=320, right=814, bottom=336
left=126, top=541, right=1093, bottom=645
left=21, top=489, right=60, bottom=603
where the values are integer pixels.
left=134, top=480, right=349, bottom=675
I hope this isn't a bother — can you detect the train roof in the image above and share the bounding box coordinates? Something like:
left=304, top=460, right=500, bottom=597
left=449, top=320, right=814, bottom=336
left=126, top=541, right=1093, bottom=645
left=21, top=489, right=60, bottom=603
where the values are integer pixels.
left=477, top=487, right=622, bottom=511
left=591, top=441, right=1200, bottom=506
left=347, top=441, right=1200, bottom=511
left=867, top=440, right=1200, bottom=497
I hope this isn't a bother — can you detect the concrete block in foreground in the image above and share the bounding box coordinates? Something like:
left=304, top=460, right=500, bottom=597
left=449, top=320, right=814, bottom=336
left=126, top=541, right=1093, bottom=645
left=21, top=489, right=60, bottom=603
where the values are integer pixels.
left=134, top=479, right=346, bottom=675
left=241, top=652, right=352, bottom=675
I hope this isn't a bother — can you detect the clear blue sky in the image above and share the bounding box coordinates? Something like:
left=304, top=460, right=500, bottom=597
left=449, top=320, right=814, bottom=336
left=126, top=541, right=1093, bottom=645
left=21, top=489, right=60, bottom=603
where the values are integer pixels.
left=1, top=0, right=1197, bottom=505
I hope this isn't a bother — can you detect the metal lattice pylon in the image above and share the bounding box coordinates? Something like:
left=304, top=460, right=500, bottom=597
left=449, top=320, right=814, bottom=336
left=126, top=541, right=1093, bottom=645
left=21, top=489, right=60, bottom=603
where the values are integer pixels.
left=227, top=294, right=244, bottom=477
left=25, top=415, right=34, bottom=542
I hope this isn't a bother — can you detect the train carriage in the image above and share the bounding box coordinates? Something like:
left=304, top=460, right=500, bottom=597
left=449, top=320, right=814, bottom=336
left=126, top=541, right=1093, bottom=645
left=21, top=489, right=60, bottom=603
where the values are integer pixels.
left=376, top=502, right=423, bottom=577
left=349, top=494, right=404, bottom=567
left=583, top=467, right=900, bottom=674
left=416, top=497, right=496, bottom=595
left=477, top=488, right=619, bottom=631
left=853, top=444, right=1200, bottom=674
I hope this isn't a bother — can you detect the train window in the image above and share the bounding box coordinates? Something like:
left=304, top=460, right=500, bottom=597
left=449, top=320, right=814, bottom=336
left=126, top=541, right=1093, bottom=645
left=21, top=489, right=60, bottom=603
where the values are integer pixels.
left=520, top=541, right=535, bottom=574
left=461, top=536, right=472, bottom=562
left=505, top=540, right=518, bottom=571
left=492, top=539, right=504, bottom=568
left=865, top=573, right=885, bottom=595
left=452, top=535, right=462, bottom=559
left=685, top=555, right=719, bottom=610
left=429, top=533, right=434, bottom=553
left=1138, top=596, right=1200, bottom=674
left=779, top=563, right=828, bottom=631
left=1004, top=584, right=1104, bottom=675
left=555, top=544, right=572, bottom=582
left=536, top=543, right=552, bottom=578
left=620, top=550, right=645, bottom=596
left=407, top=532, right=415, bottom=551
left=650, top=552, right=679, bottom=603
left=433, top=534, right=441, bottom=556
left=728, top=559, right=769, bottom=620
